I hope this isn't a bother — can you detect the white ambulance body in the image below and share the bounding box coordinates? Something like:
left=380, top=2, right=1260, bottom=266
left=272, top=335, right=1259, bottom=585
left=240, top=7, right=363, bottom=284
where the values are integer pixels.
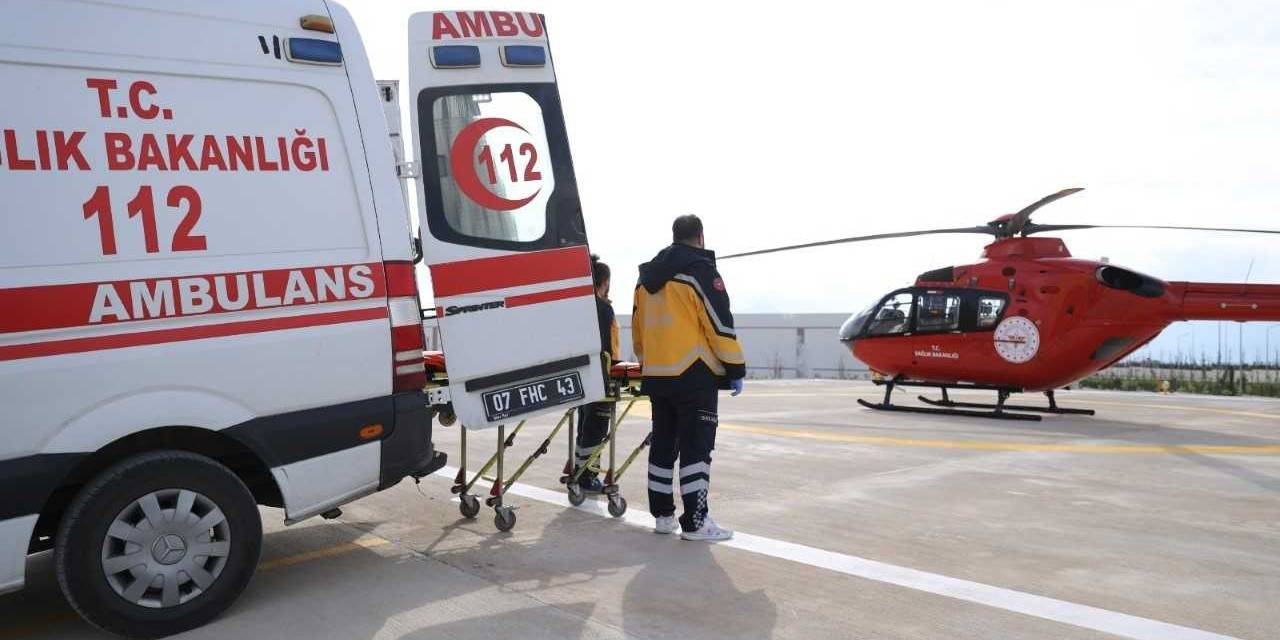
left=0, top=2, right=602, bottom=637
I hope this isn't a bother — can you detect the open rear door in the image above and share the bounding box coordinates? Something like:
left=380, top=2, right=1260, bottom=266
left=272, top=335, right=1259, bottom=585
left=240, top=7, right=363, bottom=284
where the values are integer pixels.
left=408, top=10, right=604, bottom=428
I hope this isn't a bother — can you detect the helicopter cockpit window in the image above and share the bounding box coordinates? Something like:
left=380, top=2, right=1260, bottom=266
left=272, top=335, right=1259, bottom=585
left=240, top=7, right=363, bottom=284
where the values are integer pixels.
left=866, top=292, right=914, bottom=336
left=840, top=302, right=878, bottom=341
left=976, top=296, right=1007, bottom=328
left=915, top=292, right=961, bottom=332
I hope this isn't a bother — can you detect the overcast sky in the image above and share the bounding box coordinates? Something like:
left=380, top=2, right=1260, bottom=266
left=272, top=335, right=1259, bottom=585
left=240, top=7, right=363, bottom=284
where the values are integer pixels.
left=345, top=0, right=1280, bottom=363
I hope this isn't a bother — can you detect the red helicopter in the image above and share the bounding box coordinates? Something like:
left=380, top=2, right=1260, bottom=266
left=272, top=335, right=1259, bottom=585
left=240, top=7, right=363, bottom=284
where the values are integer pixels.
left=721, top=188, right=1280, bottom=420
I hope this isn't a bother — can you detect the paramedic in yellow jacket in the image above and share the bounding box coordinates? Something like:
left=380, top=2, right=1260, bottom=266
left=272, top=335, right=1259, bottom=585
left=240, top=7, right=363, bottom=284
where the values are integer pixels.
left=632, top=214, right=745, bottom=542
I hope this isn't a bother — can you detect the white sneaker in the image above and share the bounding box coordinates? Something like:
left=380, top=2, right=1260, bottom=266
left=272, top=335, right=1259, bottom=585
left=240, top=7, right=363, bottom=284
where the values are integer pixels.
left=680, top=515, right=733, bottom=542
left=653, top=515, right=679, bottom=535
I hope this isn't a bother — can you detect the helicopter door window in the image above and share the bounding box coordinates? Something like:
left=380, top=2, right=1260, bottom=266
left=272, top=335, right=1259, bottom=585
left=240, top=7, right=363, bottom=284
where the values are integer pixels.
left=915, top=292, right=961, bottom=333
left=976, top=296, right=1007, bottom=328
left=866, top=292, right=914, bottom=336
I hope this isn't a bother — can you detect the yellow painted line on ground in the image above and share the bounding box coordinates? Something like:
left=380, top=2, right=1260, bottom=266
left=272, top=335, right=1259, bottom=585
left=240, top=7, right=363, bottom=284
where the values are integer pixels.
left=619, top=403, right=1280, bottom=455
left=619, top=390, right=1280, bottom=454
left=0, top=534, right=398, bottom=637
left=1069, top=399, right=1280, bottom=421
left=745, top=391, right=1279, bottom=419
left=257, top=534, right=392, bottom=571
left=633, top=390, right=1279, bottom=420
left=716, top=422, right=1280, bottom=456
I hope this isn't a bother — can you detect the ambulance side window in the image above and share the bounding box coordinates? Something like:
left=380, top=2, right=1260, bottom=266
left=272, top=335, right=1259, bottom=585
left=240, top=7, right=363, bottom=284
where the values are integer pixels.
left=418, top=83, right=586, bottom=251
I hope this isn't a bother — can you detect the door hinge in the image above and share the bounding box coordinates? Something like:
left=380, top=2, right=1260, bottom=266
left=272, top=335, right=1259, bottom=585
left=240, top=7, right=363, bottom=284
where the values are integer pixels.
left=396, top=161, right=418, bottom=179
left=427, top=385, right=451, bottom=407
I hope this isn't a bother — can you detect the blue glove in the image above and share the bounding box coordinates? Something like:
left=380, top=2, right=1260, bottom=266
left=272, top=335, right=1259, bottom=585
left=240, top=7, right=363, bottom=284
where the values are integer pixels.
left=730, top=378, right=744, bottom=397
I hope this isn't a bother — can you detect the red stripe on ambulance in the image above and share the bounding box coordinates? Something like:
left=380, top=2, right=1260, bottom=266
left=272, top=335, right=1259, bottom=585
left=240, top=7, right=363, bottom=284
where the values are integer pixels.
left=0, top=307, right=387, bottom=362
left=505, top=284, right=594, bottom=309
left=429, top=246, right=590, bottom=297
left=0, top=263, right=384, bottom=334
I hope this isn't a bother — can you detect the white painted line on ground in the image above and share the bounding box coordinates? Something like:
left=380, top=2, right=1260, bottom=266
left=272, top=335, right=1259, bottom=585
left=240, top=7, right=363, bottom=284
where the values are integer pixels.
left=435, top=465, right=1239, bottom=640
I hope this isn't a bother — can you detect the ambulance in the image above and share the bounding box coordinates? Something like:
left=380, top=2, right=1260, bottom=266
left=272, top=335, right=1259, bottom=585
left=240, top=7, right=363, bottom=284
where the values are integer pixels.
left=0, top=2, right=604, bottom=636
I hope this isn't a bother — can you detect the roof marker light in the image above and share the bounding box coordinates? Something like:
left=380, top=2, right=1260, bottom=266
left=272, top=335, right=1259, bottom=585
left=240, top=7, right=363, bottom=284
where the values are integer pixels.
left=500, top=45, right=546, bottom=68
left=432, top=45, right=481, bottom=69
left=299, top=14, right=334, bottom=33
left=285, top=38, right=342, bottom=66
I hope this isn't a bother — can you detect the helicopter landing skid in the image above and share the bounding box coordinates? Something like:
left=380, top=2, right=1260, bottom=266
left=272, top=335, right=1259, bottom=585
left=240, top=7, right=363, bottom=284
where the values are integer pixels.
left=863, top=379, right=1048, bottom=421
left=916, top=387, right=1095, bottom=417
left=856, top=397, right=1041, bottom=421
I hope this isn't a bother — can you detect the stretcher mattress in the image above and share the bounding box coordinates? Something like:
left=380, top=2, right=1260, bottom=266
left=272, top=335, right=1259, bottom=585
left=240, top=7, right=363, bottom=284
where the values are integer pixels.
left=421, top=351, right=639, bottom=380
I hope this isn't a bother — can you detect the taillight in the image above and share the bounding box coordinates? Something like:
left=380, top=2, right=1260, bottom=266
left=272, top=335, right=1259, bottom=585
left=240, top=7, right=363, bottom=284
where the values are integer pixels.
left=385, top=261, right=427, bottom=392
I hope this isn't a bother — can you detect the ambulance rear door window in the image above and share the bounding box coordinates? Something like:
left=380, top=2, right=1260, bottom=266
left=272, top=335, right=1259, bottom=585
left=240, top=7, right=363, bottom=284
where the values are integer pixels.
left=432, top=91, right=552, bottom=242
left=417, top=83, right=584, bottom=251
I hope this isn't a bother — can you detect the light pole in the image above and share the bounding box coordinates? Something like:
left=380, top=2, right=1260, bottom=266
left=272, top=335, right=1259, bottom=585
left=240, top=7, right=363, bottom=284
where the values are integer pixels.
left=1217, top=321, right=1223, bottom=365
left=1239, top=323, right=1245, bottom=366
left=1267, top=325, right=1280, bottom=367
left=1176, top=332, right=1191, bottom=365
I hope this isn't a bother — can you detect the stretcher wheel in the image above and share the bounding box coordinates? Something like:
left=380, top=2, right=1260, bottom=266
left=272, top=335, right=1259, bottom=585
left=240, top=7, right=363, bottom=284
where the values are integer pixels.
left=494, top=506, right=516, bottom=531
left=436, top=404, right=456, bottom=427
left=459, top=494, right=480, bottom=519
left=607, top=495, right=627, bottom=518
left=567, top=483, right=585, bottom=506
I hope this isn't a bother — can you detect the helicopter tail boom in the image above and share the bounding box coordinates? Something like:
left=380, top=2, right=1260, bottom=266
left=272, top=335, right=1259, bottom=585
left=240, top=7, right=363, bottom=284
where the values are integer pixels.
left=1170, top=282, right=1280, bottom=322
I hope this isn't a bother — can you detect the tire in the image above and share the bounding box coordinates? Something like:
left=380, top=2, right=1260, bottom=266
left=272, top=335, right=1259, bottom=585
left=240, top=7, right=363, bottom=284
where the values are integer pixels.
left=458, top=494, right=481, bottom=519
left=608, top=496, right=627, bottom=518
left=493, top=507, right=516, bottom=532
left=567, top=484, right=585, bottom=506
left=55, top=450, right=263, bottom=638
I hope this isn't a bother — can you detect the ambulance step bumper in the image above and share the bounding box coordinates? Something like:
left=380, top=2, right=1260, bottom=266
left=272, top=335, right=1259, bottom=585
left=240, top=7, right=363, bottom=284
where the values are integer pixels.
left=378, top=391, right=445, bottom=490
left=411, top=450, right=449, bottom=480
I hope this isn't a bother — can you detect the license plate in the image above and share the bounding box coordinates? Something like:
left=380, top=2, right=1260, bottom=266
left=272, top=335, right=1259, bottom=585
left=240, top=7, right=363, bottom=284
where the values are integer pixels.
left=482, top=372, right=584, bottom=422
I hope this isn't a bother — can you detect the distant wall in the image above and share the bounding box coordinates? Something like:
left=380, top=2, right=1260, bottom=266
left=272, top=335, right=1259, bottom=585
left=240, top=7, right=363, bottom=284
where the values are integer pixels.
left=424, top=313, right=869, bottom=379
left=619, top=313, right=867, bottom=379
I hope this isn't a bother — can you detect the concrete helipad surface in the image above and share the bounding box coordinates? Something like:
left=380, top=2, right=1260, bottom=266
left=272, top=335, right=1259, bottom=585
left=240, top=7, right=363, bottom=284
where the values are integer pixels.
left=3, top=381, right=1278, bottom=639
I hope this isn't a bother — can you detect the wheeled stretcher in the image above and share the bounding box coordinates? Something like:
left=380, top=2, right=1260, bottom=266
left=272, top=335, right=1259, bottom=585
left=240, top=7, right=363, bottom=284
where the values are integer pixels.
left=423, top=352, right=650, bottom=531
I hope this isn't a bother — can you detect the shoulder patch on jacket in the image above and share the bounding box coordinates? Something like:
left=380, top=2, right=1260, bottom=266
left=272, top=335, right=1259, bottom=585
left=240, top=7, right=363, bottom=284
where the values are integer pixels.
left=671, top=273, right=736, bottom=338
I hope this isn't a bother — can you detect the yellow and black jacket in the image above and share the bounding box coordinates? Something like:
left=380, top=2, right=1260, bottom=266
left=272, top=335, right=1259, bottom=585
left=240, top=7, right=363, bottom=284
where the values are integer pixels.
left=632, top=244, right=746, bottom=395
left=595, top=294, right=620, bottom=362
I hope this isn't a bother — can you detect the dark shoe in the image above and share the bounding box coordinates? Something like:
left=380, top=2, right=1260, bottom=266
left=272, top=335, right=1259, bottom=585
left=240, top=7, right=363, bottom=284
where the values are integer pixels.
left=578, top=477, right=605, bottom=493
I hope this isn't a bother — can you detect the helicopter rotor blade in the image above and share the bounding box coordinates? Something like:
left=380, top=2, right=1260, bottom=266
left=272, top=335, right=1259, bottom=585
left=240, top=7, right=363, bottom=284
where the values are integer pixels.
left=1024, top=223, right=1280, bottom=236
left=719, top=226, right=996, bottom=260
left=1003, top=187, right=1085, bottom=236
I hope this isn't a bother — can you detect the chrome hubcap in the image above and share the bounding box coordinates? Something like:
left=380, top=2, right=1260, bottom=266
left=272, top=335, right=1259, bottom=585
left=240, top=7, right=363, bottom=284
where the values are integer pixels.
left=100, top=489, right=231, bottom=608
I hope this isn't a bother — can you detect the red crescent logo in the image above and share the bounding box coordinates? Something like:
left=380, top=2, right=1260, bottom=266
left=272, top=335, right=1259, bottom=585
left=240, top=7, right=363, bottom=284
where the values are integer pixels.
left=449, top=117, right=541, bottom=212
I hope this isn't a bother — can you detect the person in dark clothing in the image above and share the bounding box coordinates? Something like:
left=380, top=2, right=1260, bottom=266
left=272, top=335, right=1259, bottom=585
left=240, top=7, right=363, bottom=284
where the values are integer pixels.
left=632, top=215, right=745, bottom=541
left=574, top=254, right=620, bottom=492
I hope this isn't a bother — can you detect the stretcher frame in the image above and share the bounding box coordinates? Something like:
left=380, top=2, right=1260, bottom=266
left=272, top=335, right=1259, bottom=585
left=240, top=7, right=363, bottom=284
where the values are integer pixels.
left=425, top=352, right=650, bottom=531
left=561, top=367, right=647, bottom=517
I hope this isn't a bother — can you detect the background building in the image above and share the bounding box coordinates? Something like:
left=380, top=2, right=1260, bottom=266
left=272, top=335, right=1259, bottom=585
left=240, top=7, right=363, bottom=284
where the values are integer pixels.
left=426, top=313, right=868, bottom=379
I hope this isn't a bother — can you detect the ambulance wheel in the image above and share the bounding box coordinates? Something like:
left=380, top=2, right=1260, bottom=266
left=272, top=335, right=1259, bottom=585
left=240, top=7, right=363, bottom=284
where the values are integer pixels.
left=54, top=450, right=262, bottom=639
left=567, top=484, right=585, bottom=506
left=494, top=507, right=517, bottom=532
left=608, top=496, right=627, bottom=518
left=458, top=494, right=480, bottom=519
